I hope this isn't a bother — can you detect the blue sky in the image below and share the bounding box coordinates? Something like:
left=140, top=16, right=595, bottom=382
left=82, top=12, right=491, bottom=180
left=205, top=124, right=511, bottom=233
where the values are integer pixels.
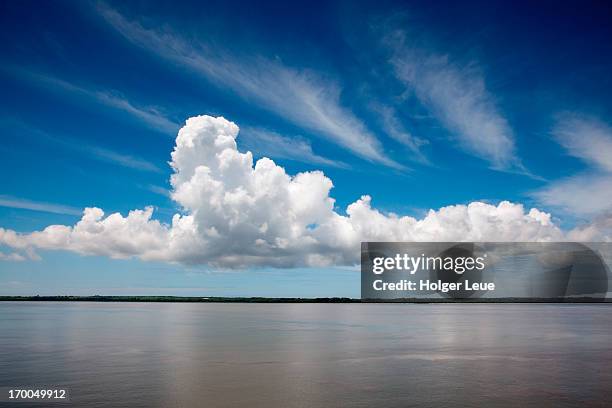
left=1, top=0, right=612, bottom=297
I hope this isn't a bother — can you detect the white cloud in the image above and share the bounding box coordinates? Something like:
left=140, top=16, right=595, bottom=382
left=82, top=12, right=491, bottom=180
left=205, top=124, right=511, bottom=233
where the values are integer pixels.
left=386, top=32, right=520, bottom=171
left=534, top=115, right=612, bottom=216
left=0, top=207, right=169, bottom=262
left=1, top=115, right=573, bottom=266
left=239, top=127, right=347, bottom=168
left=97, top=4, right=401, bottom=169
left=0, top=195, right=82, bottom=216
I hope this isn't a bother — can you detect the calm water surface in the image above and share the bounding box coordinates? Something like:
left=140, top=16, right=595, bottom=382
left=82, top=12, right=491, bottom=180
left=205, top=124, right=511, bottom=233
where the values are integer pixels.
left=1, top=302, right=611, bottom=407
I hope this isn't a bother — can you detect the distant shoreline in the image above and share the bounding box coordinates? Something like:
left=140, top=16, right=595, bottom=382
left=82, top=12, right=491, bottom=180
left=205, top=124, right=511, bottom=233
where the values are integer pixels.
left=0, top=296, right=610, bottom=303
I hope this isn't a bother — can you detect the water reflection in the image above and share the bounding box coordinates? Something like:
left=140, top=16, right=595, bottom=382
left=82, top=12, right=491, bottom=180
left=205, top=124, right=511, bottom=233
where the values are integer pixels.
left=0, top=302, right=611, bottom=407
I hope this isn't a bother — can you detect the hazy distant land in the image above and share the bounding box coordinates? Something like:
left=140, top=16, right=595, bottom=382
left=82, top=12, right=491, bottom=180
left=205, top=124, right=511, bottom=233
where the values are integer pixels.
left=0, top=296, right=610, bottom=303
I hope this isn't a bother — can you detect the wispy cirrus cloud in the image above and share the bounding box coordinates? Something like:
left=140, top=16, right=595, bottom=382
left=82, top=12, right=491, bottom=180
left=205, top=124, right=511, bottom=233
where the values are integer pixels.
left=534, top=174, right=612, bottom=217
left=3, top=66, right=179, bottom=134
left=369, top=102, right=429, bottom=164
left=385, top=31, right=522, bottom=173
left=88, top=146, right=162, bottom=173
left=1, top=119, right=163, bottom=173
left=551, top=114, right=612, bottom=173
left=0, top=251, right=26, bottom=262
left=0, top=195, right=81, bottom=216
left=240, top=127, right=348, bottom=168
left=145, top=184, right=170, bottom=197
left=533, top=114, right=612, bottom=217
left=96, top=4, right=402, bottom=169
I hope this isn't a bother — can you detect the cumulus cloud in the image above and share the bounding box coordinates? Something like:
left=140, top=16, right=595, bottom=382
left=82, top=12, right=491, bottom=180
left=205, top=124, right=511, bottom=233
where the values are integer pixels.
left=0, top=115, right=577, bottom=266
left=534, top=115, right=612, bottom=217
left=386, top=32, right=521, bottom=172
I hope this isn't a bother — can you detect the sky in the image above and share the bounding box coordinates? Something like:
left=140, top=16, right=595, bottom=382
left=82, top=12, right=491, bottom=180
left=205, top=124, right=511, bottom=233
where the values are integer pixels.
left=1, top=0, right=612, bottom=297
